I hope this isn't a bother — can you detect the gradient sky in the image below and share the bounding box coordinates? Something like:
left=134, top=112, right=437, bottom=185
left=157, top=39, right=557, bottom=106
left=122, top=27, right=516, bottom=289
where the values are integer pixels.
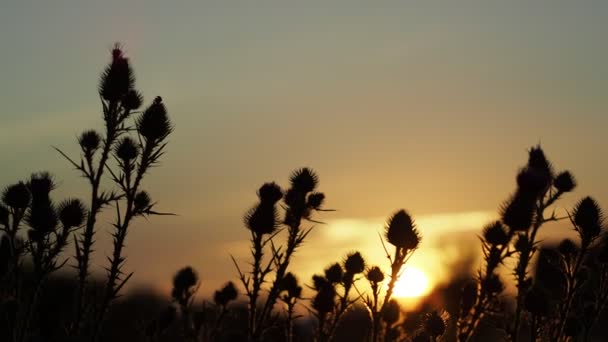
left=1, top=0, right=607, bottom=298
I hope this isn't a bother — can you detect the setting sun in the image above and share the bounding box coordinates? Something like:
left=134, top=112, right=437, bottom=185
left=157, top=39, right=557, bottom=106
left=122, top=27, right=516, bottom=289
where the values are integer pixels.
left=392, top=267, right=431, bottom=298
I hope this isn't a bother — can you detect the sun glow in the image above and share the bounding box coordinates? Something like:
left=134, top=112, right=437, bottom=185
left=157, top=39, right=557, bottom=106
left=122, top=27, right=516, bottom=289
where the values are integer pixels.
left=392, top=267, right=431, bottom=298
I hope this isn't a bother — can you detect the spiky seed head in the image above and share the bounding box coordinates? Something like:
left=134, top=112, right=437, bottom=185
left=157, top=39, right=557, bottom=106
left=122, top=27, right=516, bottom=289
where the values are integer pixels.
left=573, top=197, right=603, bottom=244
left=115, top=136, right=139, bottom=161
left=516, top=167, right=551, bottom=197
left=2, top=182, right=30, bottom=209
left=344, top=251, right=365, bottom=275
left=461, top=282, right=477, bottom=313
left=525, top=287, right=549, bottom=317
left=28, top=172, right=55, bottom=198
left=483, top=221, right=509, bottom=246
left=134, top=191, right=152, bottom=214
left=485, top=273, right=504, bottom=295
left=554, top=171, right=576, bottom=193
left=58, top=199, right=86, bottom=228
left=424, top=311, right=446, bottom=337
left=312, top=281, right=335, bottom=314
left=324, top=263, right=344, bottom=284
left=290, top=168, right=318, bottom=193
left=245, top=203, right=279, bottom=235
left=0, top=205, right=8, bottom=227
left=558, top=239, right=577, bottom=258
left=312, top=274, right=331, bottom=291
left=284, top=188, right=306, bottom=213
left=172, top=266, right=198, bottom=304
left=281, top=272, right=302, bottom=299
left=385, top=209, right=421, bottom=250
left=381, top=299, right=401, bottom=325
left=366, top=266, right=385, bottom=283
left=501, top=191, right=536, bottom=231
left=307, top=192, right=325, bottom=210
left=137, top=96, right=173, bottom=143
left=99, top=44, right=135, bottom=102
left=257, top=182, right=283, bottom=204
left=527, top=145, right=553, bottom=177
left=123, top=89, right=143, bottom=111
left=78, top=130, right=101, bottom=152
left=214, top=281, right=238, bottom=306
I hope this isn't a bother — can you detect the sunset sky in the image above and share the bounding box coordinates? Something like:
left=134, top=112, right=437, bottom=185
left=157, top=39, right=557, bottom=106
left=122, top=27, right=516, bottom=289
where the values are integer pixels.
left=1, top=1, right=607, bottom=300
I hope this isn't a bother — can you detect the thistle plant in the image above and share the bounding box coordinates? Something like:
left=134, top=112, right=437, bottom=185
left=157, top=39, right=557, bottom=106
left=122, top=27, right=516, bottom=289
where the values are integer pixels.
left=54, top=44, right=173, bottom=339
left=233, top=168, right=328, bottom=341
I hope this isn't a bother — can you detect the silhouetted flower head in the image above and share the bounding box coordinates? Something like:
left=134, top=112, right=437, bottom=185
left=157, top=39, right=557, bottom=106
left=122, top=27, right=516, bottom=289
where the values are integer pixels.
left=78, top=130, right=101, bottom=152
left=172, top=266, right=198, bottom=304
left=2, top=182, right=30, bottom=209
left=257, top=182, right=283, bottom=204
left=245, top=202, right=279, bottom=235
left=461, top=282, right=478, bottom=314
left=516, top=167, right=551, bottom=198
left=525, top=287, right=549, bottom=317
left=483, top=221, right=509, bottom=246
left=344, top=251, right=365, bottom=275
left=501, top=191, right=536, bottom=231
left=290, top=168, right=318, bottom=193
left=324, top=263, right=344, bottom=284
left=573, top=197, right=603, bottom=244
left=99, top=44, right=135, bottom=102
left=307, top=192, right=325, bottom=210
left=115, top=136, right=139, bottom=162
left=385, top=209, right=421, bottom=250
left=134, top=191, right=152, bottom=214
left=527, top=145, right=553, bottom=177
left=366, top=266, right=384, bottom=283
left=58, top=199, right=86, bottom=228
left=214, top=281, right=238, bottom=307
left=123, top=89, right=143, bottom=111
left=424, top=311, right=446, bottom=337
left=0, top=205, right=8, bottom=227
left=485, top=273, right=504, bottom=295
left=28, top=172, right=55, bottom=198
left=281, top=272, right=302, bottom=299
left=312, top=274, right=330, bottom=291
left=381, top=299, right=401, bottom=325
left=558, top=239, right=578, bottom=259
left=554, top=171, right=576, bottom=193
left=312, top=279, right=335, bottom=314
left=137, top=96, right=173, bottom=143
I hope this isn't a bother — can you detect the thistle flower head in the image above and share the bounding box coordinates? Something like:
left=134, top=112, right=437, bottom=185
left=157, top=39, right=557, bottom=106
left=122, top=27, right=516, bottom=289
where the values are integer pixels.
left=312, top=279, right=335, bottom=314
left=99, top=43, right=135, bottom=102
left=281, top=272, right=302, bottom=299
left=527, top=145, right=553, bottom=177
left=366, top=266, right=385, bottom=283
left=172, top=266, right=198, bottom=304
left=2, top=182, right=30, bottom=209
left=501, top=191, right=536, bottom=231
left=344, top=251, right=365, bottom=275
left=324, top=263, right=344, bottom=284
left=423, top=311, right=447, bottom=337
left=245, top=202, right=279, bottom=235
left=289, top=168, right=318, bottom=193
left=573, top=197, right=604, bottom=244
left=115, top=136, right=139, bottom=162
left=554, top=171, right=576, bottom=193
left=134, top=191, right=152, bottom=214
left=257, top=182, right=283, bottom=204
left=516, top=167, right=551, bottom=197
left=381, top=299, right=401, bottom=325
left=307, top=192, right=325, bottom=210
left=78, top=130, right=101, bottom=152
left=312, top=274, right=330, bottom=291
left=137, top=96, right=173, bottom=143
left=58, top=198, right=86, bottom=228
left=213, top=281, right=238, bottom=307
left=26, top=200, right=57, bottom=234
left=28, top=172, right=55, bottom=198
left=385, top=209, right=421, bottom=250
left=483, top=221, right=509, bottom=246
left=123, top=89, right=143, bottom=111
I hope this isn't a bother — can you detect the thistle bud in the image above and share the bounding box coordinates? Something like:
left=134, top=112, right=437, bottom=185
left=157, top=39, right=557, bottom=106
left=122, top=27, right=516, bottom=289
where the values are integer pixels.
left=257, top=182, right=283, bottom=204
left=2, top=183, right=30, bottom=209
left=573, top=197, right=603, bottom=244
left=28, top=172, right=55, bottom=198
left=289, top=168, right=318, bottom=193
left=78, top=130, right=101, bottom=152
left=172, top=266, right=198, bottom=304
left=312, top=274, right=330, bottom=291
left=527, top=145, right=553, bottom=177
left=134, top=191, right=152, bottom=214
left=115, top=136, right=139, bottom=162
left=99, top=44, right=135, bottom=102
left=281, top=272, right=302, bottom=299
left=381, top=299, right=401, bottom=325
left=137, top=97, right=173, bottom=143
left=366, top=266, right=385, bottom=283
left=245, top=202, right=278, bottom=235
left=307, top=192, right=325, bottom=210
left=554, top=171, right=576, bottom=193
left=483, top=221, right=509, bottom=246
left=516, top=167, right=550, bottom=197
left=123, top=89, right=143, bottom=111
left=424, top=311, right=446, bottom=337
left=58, top=199, right=86, bottom=228
left=344, top=252, right=365, bottom=275
left=385, top=209, right=421, bottom=250
left=312, top=282, right=335, bottom=315
left=501, top=191, right=536, bottom=231
left=324, top=263, right=344, bottom=284
left=213, top=281, right=238, bottom=307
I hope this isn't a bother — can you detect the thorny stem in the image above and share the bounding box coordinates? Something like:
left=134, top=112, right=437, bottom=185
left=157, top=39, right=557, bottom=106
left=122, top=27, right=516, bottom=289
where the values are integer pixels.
left=248, top=232, right=264, bottom=339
